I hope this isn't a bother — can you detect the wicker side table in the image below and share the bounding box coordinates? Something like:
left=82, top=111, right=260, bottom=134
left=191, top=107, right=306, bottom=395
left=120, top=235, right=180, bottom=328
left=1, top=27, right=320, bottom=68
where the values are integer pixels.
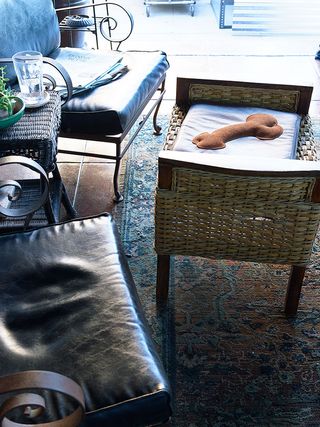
left=0, top=92, right=76, bottom=230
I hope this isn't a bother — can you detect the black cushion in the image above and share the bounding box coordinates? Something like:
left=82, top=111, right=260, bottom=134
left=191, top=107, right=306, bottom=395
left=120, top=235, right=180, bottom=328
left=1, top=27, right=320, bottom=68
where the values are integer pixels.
left=0, top=214, right=172, bottom=426
left=49, top=48, right=169, bottom=135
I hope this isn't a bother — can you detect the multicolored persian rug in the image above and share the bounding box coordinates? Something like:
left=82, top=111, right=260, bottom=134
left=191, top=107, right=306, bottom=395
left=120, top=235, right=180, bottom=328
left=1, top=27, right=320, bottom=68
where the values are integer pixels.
left=113, top=115, right=320, bottom=427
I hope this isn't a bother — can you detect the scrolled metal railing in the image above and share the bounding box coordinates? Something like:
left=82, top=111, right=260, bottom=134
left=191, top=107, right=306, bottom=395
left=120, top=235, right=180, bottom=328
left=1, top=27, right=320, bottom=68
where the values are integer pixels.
left=54, top=1, right=134, bottom=51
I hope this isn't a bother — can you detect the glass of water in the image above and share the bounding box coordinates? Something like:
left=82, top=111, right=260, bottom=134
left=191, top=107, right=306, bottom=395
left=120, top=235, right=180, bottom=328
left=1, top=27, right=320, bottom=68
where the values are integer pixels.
left=12, top=51, right=44, bottom=106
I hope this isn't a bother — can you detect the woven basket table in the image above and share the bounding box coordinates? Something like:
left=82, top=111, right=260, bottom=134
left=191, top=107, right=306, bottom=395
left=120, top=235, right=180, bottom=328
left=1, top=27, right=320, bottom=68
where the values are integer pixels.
left=0, top=92, right=75, bottom=231
left=0, top=92, right=61, bottom=172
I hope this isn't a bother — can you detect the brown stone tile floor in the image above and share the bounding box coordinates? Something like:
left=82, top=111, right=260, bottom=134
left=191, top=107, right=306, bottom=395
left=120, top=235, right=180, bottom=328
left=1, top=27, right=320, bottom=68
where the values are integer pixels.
left=56, top=98, right=175, bottom=218
left=57, top=159, right=117, bottom=217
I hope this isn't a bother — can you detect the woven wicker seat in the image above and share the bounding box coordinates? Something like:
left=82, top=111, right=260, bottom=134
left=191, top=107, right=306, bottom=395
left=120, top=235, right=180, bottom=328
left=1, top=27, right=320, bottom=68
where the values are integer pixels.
left=155, top=78, right=320, bottom=317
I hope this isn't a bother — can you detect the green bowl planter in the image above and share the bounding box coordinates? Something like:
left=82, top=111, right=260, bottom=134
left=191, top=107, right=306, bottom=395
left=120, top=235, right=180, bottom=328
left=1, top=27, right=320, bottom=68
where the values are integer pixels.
left=0, top=97, right=25, bottom=129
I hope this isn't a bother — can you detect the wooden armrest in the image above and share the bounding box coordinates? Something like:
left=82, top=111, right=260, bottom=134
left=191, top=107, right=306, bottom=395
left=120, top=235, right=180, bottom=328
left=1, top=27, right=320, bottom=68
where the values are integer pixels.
left=159, top=150, right=320, bottom=176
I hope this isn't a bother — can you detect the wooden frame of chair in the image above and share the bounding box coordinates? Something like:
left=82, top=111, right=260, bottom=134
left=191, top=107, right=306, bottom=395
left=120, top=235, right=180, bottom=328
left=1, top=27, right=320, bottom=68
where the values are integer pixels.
left=155, top=77, right=320, bottom=318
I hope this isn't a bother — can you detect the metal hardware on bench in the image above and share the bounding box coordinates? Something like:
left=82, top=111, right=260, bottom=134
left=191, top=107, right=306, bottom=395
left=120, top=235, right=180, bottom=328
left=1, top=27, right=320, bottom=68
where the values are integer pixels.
left=0, top=370, right=85, bottom=427
left=0, top=156, right=49, bottom=221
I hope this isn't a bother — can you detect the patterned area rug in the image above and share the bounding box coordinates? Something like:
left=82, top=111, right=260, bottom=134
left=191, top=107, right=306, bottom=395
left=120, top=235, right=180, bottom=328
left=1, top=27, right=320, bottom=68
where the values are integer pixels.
left=113, top=115, right=320, bottom=427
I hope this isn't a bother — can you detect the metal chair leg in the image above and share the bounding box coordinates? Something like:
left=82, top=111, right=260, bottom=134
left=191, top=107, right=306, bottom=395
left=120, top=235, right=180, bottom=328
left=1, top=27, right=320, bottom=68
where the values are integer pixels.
left=61, top=183, right=77, bottom=218
left=113, top=158, right=123, bottom=203
left=153, top=79, right=166, bottom=135
left=52, top=167, right=77, bottom=219
left=43, top=198, right=56, bottom=224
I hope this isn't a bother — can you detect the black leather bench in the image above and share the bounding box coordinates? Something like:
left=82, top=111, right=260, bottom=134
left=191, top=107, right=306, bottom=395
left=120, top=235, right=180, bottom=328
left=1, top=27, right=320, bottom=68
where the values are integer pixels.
left=0, top=213, right=172, bottom=426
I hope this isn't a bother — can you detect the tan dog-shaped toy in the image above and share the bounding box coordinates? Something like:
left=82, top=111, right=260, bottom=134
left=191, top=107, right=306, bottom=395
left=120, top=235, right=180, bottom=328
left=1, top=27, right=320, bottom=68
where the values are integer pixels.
left=192, top=113, right=283, bottom=149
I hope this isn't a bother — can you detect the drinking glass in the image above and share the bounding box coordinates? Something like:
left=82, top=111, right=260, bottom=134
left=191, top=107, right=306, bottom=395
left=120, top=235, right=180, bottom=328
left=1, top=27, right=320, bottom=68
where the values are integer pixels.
left=12, top=51, right=44, bottom=106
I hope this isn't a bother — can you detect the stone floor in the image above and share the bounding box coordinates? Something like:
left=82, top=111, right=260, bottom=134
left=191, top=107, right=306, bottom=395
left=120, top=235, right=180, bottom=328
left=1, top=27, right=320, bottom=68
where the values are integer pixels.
left=56, top=0, right=320, bottom=217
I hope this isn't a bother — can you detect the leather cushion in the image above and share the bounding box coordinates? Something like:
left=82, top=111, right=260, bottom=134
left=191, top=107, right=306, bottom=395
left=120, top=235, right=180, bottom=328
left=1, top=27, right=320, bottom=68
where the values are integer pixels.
left=0, top=214, right=171, bottom=426
left=48, top=49, right=169, bottom=135
left=172, top=104, right=301, bottom=159
left=0, top=0, right=60, bottom=82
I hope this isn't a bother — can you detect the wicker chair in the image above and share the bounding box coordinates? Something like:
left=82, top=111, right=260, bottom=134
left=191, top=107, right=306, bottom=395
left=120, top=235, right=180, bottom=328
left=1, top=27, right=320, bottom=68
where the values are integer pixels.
left=155, top=77, right=320, bottom=317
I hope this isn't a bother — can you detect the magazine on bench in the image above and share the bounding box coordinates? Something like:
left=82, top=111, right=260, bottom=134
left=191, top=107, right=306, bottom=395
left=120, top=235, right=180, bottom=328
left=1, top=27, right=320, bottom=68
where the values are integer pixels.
left=45, top=49, right=129, bottom=99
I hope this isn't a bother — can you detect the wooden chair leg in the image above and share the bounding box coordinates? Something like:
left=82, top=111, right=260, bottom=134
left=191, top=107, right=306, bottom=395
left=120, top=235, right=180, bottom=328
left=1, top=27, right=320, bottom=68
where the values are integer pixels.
left=156, top=254, right=170, bottom=306
left=285, top=265, right=306, bottom=317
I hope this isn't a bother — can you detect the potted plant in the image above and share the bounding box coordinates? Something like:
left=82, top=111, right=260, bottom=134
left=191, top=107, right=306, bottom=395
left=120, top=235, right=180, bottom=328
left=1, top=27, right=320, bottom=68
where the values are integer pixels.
left=0, top=66, right=25, bottom=129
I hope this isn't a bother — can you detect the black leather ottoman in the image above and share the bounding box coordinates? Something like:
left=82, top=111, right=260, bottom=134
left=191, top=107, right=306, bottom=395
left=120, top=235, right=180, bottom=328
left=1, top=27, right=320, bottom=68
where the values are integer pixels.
left=0, top=213, right=172, bottom=426
left=54, top=49, right=169, bottom=136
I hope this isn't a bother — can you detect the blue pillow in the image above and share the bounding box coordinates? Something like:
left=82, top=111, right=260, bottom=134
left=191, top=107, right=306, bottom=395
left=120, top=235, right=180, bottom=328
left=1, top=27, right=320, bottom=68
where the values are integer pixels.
left=0, top=0, right=60, bottom=82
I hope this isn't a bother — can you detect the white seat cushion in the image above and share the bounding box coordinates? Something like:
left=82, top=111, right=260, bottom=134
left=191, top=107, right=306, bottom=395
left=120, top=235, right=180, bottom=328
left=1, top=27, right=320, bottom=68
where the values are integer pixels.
left=171, top=104, right=301, bottom=159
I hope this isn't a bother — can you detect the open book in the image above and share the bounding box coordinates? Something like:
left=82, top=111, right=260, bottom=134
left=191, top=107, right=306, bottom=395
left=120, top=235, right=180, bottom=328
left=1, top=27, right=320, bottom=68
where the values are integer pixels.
left=59, top=59, right=129, bottom=99
left=45, top=49, right=129, bottom=99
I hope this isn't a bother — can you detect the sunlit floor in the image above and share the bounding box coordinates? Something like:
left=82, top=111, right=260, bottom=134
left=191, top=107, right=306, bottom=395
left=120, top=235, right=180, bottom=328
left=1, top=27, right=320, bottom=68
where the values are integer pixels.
left=57, top=0, right=320, bottom=216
